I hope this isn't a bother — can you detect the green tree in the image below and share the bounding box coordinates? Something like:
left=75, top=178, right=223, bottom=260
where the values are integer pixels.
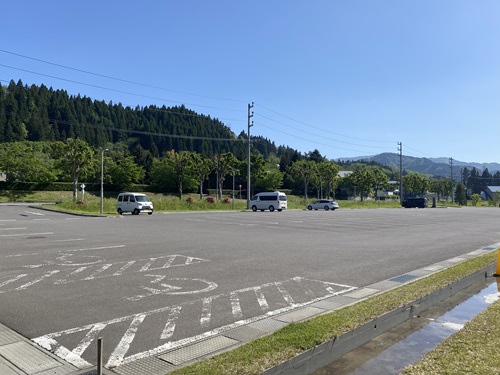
left=254, top=155, right=283, bottom=193
left=317, top=160, right=340, bottom=199
left=190, top=153, right=214, bottom=200
left=166, top=150, right=194, bottom=199
left=454, top=183, right=467, bottom=206
left=431, top=178, right=452, bottom=201
left=150, top=158, right=177, bottom=193
left=403, top=173, right=430, bottom=197
left=349, top=167, right=375, bottom=201
left=0, top=141, right=58, bottom=182
left=372, top=168, right=389, bottom=200
left=249, top=153, right=269, bottom=195
left=53, top=138, right=95, bottom=200
left=108, top=156, right=145, bottom=191
left=290, top=160, right=317, bottom=200
left=213, top=153, right=239, bottom=199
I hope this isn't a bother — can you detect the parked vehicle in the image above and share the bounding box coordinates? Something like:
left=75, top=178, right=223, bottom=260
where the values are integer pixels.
left=401, top=197, right=427, bottom=208
left=250, top=191, right=287, bottom=212
left=306, top=199, right=339, bottom=211
left=116, top=192, right=154, bottom=215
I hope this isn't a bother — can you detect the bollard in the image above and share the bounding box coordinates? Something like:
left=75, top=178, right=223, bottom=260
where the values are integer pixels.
left=494, top=249, right=500, bottom=277
left=97, top=337, right=103, bottom=375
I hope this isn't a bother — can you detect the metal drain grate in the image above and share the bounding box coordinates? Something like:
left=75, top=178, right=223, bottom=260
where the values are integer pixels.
left=389, top=274, right=418, bottom=283
left=481, top=247, right=496, bottom=251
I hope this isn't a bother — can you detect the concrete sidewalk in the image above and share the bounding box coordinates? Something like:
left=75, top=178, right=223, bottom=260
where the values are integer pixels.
left=0, top=322, right=78, bottom=375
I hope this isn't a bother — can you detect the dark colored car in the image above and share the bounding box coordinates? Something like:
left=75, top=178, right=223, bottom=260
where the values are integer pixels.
left=402, top=198, right=428, bottom=208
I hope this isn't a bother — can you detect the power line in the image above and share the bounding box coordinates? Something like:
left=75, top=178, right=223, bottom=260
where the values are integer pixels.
left=0, top=64, right=243, bottom=114
left=48, top=118, right=246, bottom=142
left=255, top=121, right=393, bottom=155
left=256, top=112, right=389, bottom=150
left=255, top=103, right=394, bottom=144
left=0, top=49, right=246, bottom=103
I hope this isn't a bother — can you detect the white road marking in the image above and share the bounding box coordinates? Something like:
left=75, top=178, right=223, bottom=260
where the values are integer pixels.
left=160, top=306, right=182, bottom=340
left=34, top=277, right=357, bottom=368
left=126, top=278, right=218, bottom=301
left=275, top=281, right=295, bottom=305
left=200, top=297, right=214, bottom=327
left=113, top=261, right=136, bottom=276
left=34, top=219, right=51, bottom=221
left=73, top=323, right=106, bottom=357
left=0, top=232, right=53, bottom=237
left=55, top=267, right=88, bottom=284
left=54, top=238, right=85, bottom=242
left=15, top=270, right=60, bottom=290
left=25, top=211, right=44, bottom=216
left=0, top=227, right=27, bottom=230
left=230, top=292, right=243, bottom=319
left=254, top=287, right=269, bottom=310
left=106, top=314, right=147, bottom=368
left=83, top=264, right=113, bottom=280
left=2, top=255, right=209, bottom=293
left=0, top=274, right=27, bottom=292
left=0, top=220, right=16, bottom=222
left=8, top=245, right=125, bottom=258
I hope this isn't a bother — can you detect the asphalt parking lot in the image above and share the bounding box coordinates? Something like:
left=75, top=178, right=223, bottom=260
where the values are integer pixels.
left=1, top=205, right=499, bottom=370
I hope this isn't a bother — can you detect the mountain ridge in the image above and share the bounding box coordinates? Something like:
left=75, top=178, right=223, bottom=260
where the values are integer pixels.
left=338, top=153, right=500, bottom=178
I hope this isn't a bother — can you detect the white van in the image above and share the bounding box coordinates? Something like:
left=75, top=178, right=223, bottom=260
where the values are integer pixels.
left=116, top=192, right=153, bottom=215
left=250, top=191, right=287, bottom=212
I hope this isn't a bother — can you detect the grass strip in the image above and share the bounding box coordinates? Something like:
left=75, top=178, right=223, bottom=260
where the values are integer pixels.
left=167, top=252, right=497, bottom=375
left=402, top=287, right=500, bottom=374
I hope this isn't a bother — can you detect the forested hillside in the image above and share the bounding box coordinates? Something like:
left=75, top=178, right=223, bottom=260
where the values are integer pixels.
left=0, top=79, right=289, bottom=159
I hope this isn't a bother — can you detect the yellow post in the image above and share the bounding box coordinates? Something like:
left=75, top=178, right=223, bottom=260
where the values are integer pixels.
left=494, top=248, right=500, bottom=277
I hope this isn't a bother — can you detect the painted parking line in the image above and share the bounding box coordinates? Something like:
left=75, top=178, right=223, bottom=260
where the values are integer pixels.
left=33, top=276, right=357, bottom=369
left=24, top=211, right=45, bottom=216
left=0, top=232, right=53, bottom=237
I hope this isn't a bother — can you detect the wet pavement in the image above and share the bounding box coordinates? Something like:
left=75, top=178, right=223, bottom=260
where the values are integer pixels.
left=313, top=276, right=499, bottom=375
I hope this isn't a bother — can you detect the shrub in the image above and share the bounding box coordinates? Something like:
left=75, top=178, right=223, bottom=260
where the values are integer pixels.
left=223, top=197, right=232, bottom=204
left=206, top=195, right=216, bottom=203
left=471, top=194, right=482, bottom=206
left=186, top=196, right=194, bottom=203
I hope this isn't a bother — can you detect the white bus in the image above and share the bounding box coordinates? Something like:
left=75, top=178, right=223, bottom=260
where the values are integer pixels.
left=250, top=191, right=287, bottom=212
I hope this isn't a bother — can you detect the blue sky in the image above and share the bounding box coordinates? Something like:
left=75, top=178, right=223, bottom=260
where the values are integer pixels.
left=1, top=1, right=499, bottom=163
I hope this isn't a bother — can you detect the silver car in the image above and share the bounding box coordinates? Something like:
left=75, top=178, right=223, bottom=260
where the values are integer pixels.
left=306, top=199, right=339, bottom=211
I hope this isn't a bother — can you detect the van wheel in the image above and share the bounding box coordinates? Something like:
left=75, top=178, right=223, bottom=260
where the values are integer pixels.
left=117, top=208, right=123, bottom=215
left=324, top=206, right=330, bottom=210
left=307, top=205, right=313, bottom=210
left=269, top=206, right=275, bottom=212
left=278, top=209, right=282, bottom=212
left=252, top=205, right=257, bottom=212
left=133, top=208, right=140, bottom=215
left=148, top=211, right=153, bottom=215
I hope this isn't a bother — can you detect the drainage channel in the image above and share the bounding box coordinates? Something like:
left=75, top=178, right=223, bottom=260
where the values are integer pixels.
left=312, top=276, right=500, bottom=375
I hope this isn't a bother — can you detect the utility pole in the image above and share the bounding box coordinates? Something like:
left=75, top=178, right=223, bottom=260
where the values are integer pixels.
left=449, top=157, right=454, bottom=203
left=247, top=102, right=254, bottom=209
left=398, top=142, right=403, bottom=203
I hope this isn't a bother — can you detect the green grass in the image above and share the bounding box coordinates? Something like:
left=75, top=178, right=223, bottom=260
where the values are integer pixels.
left=165, top=251, right=497, bottom=375
left=402, top=297, right=500, bottom=374
left=0, top=190, right=494, bottom=213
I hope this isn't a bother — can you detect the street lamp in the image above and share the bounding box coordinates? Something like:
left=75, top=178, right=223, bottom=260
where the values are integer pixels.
left=100, top=148, right=108, bottom=214
left=232, top=170, right=235, bottom=210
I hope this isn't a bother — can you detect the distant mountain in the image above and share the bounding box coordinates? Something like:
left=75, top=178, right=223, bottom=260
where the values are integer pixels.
left=340, top=153, right=500, bottom=178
